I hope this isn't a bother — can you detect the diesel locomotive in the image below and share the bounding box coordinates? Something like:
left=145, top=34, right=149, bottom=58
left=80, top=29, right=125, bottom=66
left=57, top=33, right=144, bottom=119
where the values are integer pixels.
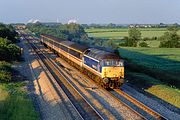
left=40, top=34, right=124, bottom=89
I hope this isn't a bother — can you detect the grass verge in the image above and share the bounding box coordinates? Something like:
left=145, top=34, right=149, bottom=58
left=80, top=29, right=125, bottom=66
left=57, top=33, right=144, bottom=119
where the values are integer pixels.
left=126, top=71, right=180, bottom=108
left=145, top=85, right=180, bottom=108
left=0, top=80, right=38, bottom=120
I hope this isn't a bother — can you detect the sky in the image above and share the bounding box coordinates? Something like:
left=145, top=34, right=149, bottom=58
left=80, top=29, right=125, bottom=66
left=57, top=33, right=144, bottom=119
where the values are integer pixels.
left=0, top=0, right=180, bottom=24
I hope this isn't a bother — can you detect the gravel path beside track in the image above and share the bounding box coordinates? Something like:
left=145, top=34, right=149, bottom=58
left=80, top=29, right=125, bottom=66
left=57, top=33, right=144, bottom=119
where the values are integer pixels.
left=14, top=37, right=83, bottom=120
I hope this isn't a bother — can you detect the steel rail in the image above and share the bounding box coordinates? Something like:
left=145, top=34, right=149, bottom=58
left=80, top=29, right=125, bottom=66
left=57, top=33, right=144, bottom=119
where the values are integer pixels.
left=26, top=34, right=166, bottom=120
left=32, top=36, right=147, bottom=120
left=25, top=38, right=84, bottom=120
left=114, top=89, right=168, bottom=120
left=27, top=38, right=104, bottom=120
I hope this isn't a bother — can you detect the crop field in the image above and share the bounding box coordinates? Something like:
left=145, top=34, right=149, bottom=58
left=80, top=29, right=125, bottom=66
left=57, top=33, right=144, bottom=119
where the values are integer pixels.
left=119, top=47, right=180, bottom=70
left=86, top=28, right=180, bottom=39
left=119, top=47, right=180, bottom=81
left=118, top=47, right=180, bottom=107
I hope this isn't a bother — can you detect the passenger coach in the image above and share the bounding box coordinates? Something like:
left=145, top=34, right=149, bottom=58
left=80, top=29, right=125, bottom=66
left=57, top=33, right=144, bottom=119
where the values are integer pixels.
left=40, top=34, right=124, bottom=89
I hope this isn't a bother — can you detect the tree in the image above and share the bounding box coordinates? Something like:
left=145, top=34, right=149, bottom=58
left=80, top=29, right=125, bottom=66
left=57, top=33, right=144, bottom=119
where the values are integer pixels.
left=0, top=23, right=17, bottom=43
left=159, top=26, right=180, bottom=48
left=0, top=37, right=20, bottom=61
left=106, top=39, right=118, bottom=49
left=7, top=44, right=20, bottom=60
left=125, top=28, right=141, bottom=47
left=27, top=23, right=88, bottom=41
left=107, top=23, right=116, bottom=28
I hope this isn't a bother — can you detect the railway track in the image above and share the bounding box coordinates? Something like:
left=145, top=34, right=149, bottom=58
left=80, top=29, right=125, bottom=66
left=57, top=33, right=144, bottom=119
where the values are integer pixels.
left=31, top=38, right=148, bottom=119
left=26, top=34, right=168, bottom=120
left=26, top=38, right=103, bottom=120
left=31, top=37, right=150, bottom=119
left=113, top=89, right=168, bottom=120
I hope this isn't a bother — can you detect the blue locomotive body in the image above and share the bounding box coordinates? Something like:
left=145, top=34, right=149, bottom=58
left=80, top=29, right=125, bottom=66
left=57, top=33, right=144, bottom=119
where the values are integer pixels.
left=83, top=56, right=101, bottom=72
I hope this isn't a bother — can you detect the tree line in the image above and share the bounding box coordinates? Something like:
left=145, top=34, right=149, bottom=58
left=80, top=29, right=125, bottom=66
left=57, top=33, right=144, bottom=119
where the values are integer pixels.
left=27, top=23, right=180, bottom=49
left=27, top=23, right=88, bottom=41
left=0, top=23, right=20, bottom=82
left=121, top=26, right=180, bottom=48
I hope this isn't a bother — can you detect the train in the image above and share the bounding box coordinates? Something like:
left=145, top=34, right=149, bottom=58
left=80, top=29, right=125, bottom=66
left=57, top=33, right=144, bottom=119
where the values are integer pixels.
left=40, top=34, right=124, bottom=89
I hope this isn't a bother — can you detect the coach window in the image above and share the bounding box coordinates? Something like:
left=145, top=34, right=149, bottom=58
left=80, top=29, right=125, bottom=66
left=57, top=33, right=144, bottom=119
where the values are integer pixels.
left=106, top=61, right=110, bottom=66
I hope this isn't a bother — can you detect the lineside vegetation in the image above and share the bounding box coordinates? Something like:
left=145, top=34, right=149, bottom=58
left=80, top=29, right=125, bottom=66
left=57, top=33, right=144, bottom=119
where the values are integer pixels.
left=0, top=23, right=38, bottom=120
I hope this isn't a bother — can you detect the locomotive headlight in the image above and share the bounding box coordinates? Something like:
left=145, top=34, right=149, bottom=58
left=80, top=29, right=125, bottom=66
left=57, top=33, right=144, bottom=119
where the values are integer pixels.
left=114, top=74, right=117, bottom=77
left=119, top=61, right=124, bottom=67
left=103, top=78, right=109, bottom=84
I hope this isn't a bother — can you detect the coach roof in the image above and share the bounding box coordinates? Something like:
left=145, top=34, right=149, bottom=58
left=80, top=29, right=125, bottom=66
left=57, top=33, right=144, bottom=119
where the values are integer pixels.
left=61, top=41, right=88, bottom=52
left=70, top=43, right=88, bottom=52
left=41, top=34, right=88, bottom=52
left=41, top=34, right=63, bottom=42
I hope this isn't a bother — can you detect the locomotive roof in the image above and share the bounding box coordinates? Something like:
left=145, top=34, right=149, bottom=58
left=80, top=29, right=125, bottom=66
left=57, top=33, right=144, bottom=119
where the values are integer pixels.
left=84, top=48, right=120, bottom=60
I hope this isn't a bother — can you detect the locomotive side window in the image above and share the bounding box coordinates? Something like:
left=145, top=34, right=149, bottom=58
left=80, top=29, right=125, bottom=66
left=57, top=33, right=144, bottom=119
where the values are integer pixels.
left=106, top=61, right=110, bottom=66
left=103, top=60, right=124, bottom=67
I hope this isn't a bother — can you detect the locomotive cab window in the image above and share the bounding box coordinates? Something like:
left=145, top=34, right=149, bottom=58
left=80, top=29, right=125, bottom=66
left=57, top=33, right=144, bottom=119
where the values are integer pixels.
left=102, top=60, right=124, bottom=67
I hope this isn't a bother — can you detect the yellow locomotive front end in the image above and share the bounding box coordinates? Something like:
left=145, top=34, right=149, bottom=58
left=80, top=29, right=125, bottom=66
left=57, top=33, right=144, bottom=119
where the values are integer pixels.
left=101, top=60, right=124, bottom=89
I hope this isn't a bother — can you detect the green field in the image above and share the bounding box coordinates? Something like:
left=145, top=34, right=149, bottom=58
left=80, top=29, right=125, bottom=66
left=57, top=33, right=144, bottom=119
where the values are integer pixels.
left=119, top=47, right=180, bottom=107
left=86, top=28, right=180, bottom=39
left=86, top=28, right=180, bottom=47
left=119, top=47, right=180, bottom=69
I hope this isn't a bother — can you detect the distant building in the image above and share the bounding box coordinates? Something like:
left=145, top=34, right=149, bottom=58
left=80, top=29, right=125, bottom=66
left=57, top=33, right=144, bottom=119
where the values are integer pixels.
left=129, top=24, right=152, bottom=28
left=27, top=19, right=41, bottom=24
left=68, top=19, right=77, bottom=24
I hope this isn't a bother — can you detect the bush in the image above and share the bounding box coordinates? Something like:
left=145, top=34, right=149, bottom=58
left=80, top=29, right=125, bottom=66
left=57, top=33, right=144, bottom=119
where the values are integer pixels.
left=0, top=61, right=12, bottom=82
left=125, top=28, right=142, bottom=47
left=139, top=41, right=149, bottom=47
left=0, top=38, right=20, bottom=61
left=119, top=42, right=127, bottom=46
left=159, top=26, right=180, bottom=48
left=7, top=44, right=20, bottom=60
left=0, top=70, right=12, bottom=82
left=0, top=23, right=18, bottom=43
left=0, top=61, right=11, bottom=71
